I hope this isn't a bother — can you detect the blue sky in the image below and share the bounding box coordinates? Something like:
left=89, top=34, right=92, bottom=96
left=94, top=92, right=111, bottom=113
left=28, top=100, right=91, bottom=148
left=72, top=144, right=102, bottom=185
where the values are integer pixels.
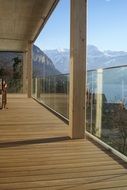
left=88, top=0, right=127, bottom=51
left=34, top=0, right=70, bottom=50
left=35, top=0, right=127, bottom=52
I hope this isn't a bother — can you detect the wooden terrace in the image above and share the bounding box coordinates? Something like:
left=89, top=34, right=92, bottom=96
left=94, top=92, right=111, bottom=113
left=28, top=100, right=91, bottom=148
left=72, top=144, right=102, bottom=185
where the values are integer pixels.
left=0, top=95, right=127, bottom=190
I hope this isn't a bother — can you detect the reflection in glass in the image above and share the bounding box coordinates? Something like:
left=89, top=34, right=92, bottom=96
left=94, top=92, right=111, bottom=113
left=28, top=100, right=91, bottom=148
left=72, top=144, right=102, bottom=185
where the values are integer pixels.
left=86, top=66, right=127, bottom=156
left=95, top=69, right=103, bottom=137
left=32, top=74, right=69, bottom=118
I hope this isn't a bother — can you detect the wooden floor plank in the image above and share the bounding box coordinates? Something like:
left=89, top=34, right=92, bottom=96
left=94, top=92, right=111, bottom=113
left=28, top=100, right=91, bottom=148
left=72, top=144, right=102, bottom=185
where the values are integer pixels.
left=0, top=94, right=127, bottom=190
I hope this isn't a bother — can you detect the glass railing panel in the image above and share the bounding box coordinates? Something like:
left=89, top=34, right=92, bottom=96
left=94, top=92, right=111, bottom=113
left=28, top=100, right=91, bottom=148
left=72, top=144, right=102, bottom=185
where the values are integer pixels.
left=86, top=70, right=97, bottom=134
left=102, top=67, right=127, bottom=154
left=86, top=66, right=127, bottom=156
left=43, top=76, right=51, bottom=107
left=33, top=74, right=69, bottom=118
left=32, top=78, right=36, bottom=97
left=33, top=65, right=127, bottom=156
left=53, top=74, right=69, bottom=118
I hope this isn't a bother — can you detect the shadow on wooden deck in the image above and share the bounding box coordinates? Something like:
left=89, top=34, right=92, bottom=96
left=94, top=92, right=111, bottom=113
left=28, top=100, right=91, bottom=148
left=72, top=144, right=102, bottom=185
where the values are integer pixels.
left=0, top=95, right=127, bottom=189
left=0, top=136, right=71, bottom=148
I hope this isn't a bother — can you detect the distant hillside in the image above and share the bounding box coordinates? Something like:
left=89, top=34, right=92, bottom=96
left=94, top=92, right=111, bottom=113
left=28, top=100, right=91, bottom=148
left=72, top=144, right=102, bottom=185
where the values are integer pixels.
left=33, top=45, right=60, bottom=77
left=44, top=49, right=70, bottom=74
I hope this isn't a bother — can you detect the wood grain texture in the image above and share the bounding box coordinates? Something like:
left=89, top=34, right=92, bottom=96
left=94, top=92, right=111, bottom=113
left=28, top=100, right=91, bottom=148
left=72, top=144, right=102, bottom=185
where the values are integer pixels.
left=0, top=94, right=127, bottom=190
left=69, top=0, right=86, bottom=138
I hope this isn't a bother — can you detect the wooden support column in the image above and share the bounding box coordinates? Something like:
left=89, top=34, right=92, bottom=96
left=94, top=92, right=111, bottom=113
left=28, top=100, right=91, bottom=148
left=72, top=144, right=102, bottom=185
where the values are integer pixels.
left=23, top=52, right=27, bottom=94
left=27, top=43, right=33, bottom=98
left=69, top=0, right=86, bottom=139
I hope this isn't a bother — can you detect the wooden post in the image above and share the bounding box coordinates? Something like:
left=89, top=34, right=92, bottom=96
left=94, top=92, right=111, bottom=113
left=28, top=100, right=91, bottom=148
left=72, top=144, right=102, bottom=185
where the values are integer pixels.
left=69, top=0, right=86, bottom=139
left=27, top=43, right=32, bottom=98
left=23, top=52, right=27, bottom=94
left=95, top=69, right=103, bottom=137
left=35, top=78, right=41, bottom=99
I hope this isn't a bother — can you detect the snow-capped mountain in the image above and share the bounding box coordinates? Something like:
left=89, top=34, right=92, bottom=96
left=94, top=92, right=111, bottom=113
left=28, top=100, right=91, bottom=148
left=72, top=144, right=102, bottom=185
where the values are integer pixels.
left=44, top=49, right=70, bottom=74
left=87, top=45, right=127, bottom=70
left=44, top=45, right=127, bottom=73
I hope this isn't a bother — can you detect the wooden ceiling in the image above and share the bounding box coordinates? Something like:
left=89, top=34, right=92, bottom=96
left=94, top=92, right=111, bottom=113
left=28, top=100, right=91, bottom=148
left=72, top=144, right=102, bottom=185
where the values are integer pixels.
left=0, top=0, right=58, bottom=52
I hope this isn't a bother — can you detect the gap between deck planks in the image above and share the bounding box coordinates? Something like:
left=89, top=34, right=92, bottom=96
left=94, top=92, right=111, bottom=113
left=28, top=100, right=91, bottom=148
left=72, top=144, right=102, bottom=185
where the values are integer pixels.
left=0, top=94, right=127, bottom=190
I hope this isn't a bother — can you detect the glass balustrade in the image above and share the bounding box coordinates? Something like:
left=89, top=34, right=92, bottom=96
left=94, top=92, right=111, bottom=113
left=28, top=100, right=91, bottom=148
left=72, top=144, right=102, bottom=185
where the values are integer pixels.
left=32, top=74, right=69, bottom=118
left=32, top=65, right=127, bottom=157
left=86, top=66, right=127, bottom=156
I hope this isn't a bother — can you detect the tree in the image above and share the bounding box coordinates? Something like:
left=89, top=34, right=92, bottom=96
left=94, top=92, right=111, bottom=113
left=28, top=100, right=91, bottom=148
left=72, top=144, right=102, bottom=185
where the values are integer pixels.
left=0, top=67, right=5, bottom=78
left=12, top=57, right=22, bottom=79
left=10, top=57, right=23, bottom=92
left=117, top=104, right=127, bottom=154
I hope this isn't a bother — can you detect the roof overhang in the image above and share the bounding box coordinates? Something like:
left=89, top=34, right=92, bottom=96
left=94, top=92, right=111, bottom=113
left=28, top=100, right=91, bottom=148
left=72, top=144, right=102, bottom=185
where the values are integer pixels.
left=0, top=0, right=59, bottom=52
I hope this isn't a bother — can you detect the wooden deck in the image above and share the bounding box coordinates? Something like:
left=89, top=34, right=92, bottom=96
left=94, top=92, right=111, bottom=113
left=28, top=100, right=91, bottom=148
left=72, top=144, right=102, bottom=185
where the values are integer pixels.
left=0, top=94, right=127, bottom=190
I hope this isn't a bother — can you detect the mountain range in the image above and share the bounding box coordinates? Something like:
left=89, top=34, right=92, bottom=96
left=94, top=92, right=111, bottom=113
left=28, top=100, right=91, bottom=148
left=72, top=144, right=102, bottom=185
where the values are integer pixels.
left=1, top=44, right=127, bottom=79
left=44, top=45, right=127, bottom=73
left=87, top=45, right=127, bottom=70
left=44, top=49, right=70, bottom=74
